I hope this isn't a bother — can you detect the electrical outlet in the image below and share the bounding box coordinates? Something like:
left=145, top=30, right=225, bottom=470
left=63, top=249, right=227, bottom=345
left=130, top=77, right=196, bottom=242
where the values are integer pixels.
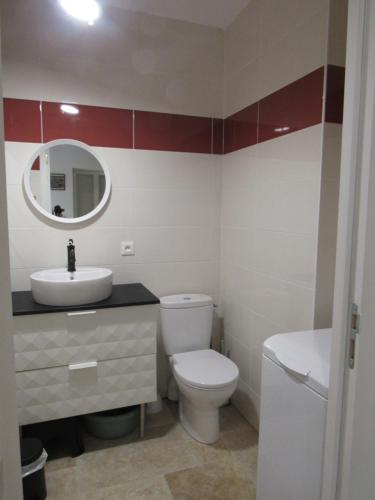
left=121, top=241, right=135, bottom=256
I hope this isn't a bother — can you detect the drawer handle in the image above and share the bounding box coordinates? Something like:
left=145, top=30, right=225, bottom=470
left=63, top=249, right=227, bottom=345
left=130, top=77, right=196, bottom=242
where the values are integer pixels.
left=67, top=310, right=97, bottom=317
left=69, top=361, right=98, bottom=370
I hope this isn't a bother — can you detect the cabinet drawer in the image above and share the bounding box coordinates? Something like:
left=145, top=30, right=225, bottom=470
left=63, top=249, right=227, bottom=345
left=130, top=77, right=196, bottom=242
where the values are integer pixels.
left=13, top=305, right=158, bottom=371
left=16, top=354, right=157, bottom=425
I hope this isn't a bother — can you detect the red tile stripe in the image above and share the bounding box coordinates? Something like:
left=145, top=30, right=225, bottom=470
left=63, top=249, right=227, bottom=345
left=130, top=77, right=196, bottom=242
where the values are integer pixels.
left=212, top=118, right=224, bottom=155
left=2, top=65, right=343, bottom=154
left=3, top=98, right=42, bottom=143
left=224, top=103, right=258, bottom=154
left=224, top=67, right=325, bottom=152
left=42, top=102, right=133, bottom=148
left=258, top=67, right=324, bottom=143
left=325, top=65, right=345, bottom=124
left=134, top=111, right=212, bottom=154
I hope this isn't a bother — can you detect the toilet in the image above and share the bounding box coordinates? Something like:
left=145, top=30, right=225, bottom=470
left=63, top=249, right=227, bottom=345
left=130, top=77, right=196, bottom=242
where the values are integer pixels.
left=160, top=294, right=239, bottom=444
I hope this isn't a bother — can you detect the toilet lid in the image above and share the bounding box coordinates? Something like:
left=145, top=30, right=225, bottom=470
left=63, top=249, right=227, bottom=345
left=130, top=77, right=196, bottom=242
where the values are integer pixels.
left=172, top=349, right=239, bottom=389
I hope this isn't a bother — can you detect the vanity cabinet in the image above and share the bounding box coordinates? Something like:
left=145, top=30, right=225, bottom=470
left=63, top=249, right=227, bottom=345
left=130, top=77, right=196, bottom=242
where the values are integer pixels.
left=12, top=299, right=158, bottom=426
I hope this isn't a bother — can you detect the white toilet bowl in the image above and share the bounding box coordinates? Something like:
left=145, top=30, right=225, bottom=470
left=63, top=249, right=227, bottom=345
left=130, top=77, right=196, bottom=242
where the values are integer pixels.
left=171, top=349, right=239, bottom=444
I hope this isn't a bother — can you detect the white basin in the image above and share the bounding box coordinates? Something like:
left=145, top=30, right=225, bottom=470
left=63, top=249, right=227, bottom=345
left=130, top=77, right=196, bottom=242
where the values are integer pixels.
left=30, top=267, right=113, bottom=306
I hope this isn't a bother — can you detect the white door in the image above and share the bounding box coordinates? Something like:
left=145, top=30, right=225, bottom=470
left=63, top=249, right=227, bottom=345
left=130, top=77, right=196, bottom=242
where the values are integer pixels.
left=322, top=0, right=375, bottom=499
left=0, top=45, right=23, bottom=499
left=338, top=0, right=375, bottom=491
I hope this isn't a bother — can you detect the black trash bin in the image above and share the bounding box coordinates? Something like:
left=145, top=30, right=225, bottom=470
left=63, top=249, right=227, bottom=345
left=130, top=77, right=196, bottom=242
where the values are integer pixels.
left=21, top=438, right=47, bottom=500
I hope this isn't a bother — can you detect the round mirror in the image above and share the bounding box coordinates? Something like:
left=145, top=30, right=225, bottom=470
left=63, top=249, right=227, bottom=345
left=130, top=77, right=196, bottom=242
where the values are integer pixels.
left=23, top=139, right=111, bottom=224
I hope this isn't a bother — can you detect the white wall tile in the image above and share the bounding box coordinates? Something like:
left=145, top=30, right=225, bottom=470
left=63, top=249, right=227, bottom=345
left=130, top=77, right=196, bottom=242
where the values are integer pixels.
left=220, top=126, right=323, bottom=424
left=6, top=147, right=221, bottom=301
left=5, top=142, right=41, bottom=186
left=134, top=188, right=216, bottom=227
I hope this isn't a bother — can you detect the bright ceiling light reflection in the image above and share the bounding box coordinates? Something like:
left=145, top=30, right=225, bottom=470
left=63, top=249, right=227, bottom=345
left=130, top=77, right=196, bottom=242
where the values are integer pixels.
left=274, top=126, right=290, bottom=133
left=58, top=0, right=102, bottom=25
left=60, top=104, right=80, bottom=115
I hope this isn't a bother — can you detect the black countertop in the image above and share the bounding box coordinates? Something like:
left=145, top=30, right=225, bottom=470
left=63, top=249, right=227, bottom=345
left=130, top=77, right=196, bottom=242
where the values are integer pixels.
left=12, top=283, right=160, bottom=316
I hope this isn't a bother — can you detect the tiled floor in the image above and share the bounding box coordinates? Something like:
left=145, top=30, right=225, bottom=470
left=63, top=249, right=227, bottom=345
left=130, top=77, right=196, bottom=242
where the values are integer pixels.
left=45, top=401, right=258, bottom=499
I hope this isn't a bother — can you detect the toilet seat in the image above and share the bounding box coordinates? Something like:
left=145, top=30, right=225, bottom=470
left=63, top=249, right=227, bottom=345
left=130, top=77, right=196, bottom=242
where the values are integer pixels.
left=172, top=349, right=239, bottom=390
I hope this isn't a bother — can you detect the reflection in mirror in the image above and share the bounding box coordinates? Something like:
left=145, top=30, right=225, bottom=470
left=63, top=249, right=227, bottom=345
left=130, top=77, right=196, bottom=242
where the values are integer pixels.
left=29, top=144, right=106, bottom=219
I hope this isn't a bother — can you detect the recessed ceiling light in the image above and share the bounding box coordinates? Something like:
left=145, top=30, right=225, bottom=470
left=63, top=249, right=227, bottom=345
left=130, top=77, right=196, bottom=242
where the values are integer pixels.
left=60, top=104, right=80, bottom=115
left=58, top=0, right=102, bottom=26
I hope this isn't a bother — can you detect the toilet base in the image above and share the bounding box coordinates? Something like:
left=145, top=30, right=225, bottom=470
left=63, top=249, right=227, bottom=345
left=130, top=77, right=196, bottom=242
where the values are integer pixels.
left=179, top=395, right=219, bottom=444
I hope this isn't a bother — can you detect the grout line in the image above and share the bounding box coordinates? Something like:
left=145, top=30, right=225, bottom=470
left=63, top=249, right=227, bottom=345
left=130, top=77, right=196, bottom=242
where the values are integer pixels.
left=132, top=110, right=135, bottom=149
left=39, top=101, right=44, bottom=143
left=222, top=117, right=225, bottom=154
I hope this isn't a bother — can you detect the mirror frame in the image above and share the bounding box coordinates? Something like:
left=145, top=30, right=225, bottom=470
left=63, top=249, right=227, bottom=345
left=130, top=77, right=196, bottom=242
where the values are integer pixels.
left=23, top=139, right=111, bottom=224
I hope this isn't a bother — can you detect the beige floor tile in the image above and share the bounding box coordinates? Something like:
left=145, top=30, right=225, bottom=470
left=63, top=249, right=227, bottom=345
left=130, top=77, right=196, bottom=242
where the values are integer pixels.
left=221, top=426, right=259, bottom=484
left=220, top=425, right=258, bottom=451
left=220, top=404, right=253, bottom=433
left=45, top=466, right=82, bottom=500
left=187, top=437, right=233, bottom=468
left=146, top=403, right=177, bottom=429
left=231, top=444, right=259, bottom=484
left=77, top=437, right=202, bottom=493
left=142, top=421, right=189, bottom=442
left=81, top=476, right=173, bottom=500
left=165, top=463, right=256, bottom=500
left=46, top=403, right=258, bottom=498
left=116, top=437, right=203, bottom=477
left=45, top=455, right=78, bottom=472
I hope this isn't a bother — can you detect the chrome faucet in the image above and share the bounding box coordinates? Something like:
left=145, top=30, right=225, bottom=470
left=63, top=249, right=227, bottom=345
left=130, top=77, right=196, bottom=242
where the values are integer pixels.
left=67, top=239, right=76, bottom=272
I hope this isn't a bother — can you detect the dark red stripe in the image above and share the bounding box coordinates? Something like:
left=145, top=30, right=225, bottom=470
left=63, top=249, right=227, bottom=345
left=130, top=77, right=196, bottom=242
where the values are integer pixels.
left=212, top=118, right=224, bottom=155
left=3, top=98, right=42, bottom=143
left=42, top=102, right=133, bottom=148
left=224, top=103, right=258, bottom=154
left=258, top=67, right=325, bottom=144
left=325, top=65, right=345, bottom=124
left=31, top=157, right=40, bottom=171
left=2, top=65, right=342, bottom=154
left=134, top=110, right=212, bottom=154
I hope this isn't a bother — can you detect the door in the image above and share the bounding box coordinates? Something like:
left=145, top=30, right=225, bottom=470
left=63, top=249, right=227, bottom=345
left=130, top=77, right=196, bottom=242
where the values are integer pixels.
left=73, top=169, right=105, bottom=217
left=337, top=0, right=375, bottom=492
left=0, top=42, right=23, bottom=499
left=322, top=0, right=375, bottom=499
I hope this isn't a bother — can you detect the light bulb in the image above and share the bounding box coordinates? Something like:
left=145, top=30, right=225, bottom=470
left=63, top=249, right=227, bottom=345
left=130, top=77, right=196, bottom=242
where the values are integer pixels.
left=58, top=0, right=101, bottom=25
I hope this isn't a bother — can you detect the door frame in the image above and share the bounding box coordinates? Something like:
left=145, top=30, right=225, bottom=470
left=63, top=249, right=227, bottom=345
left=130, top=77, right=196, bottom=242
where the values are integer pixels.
left=321, top=0, right=375, bottom=498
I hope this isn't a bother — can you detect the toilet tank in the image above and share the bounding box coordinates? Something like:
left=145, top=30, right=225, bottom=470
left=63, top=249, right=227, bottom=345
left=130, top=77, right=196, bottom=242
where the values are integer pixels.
left=160, top=294, right=213, bottom=355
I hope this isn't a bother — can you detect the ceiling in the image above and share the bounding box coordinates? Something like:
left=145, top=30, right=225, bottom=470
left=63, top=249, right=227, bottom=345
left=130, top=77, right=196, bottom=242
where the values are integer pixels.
left=104, top=0, right=251, bottom=28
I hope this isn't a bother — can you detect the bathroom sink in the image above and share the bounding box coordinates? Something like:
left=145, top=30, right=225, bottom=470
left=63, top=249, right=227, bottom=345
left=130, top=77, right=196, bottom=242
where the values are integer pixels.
left=30, top=267, right=113, bottom=306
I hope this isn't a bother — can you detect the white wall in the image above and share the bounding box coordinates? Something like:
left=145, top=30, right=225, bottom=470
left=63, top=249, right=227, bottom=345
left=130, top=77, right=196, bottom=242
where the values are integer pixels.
left=220, top=125, right=323, bottom=426
left=6, top=144, right=221, bottom=298
left=1, top=2, right=223, bottom=118
left=220, top=0, right=346, bottom=427
left=314, top=123, right=342, bottom=328
left=223, top=0, right=329, bottom=116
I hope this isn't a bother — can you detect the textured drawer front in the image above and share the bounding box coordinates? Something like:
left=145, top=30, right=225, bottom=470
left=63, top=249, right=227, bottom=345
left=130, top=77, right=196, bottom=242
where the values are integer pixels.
left=13, top=305, right=158, bottom=371
left=17, top=354, right=157, bottom=425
